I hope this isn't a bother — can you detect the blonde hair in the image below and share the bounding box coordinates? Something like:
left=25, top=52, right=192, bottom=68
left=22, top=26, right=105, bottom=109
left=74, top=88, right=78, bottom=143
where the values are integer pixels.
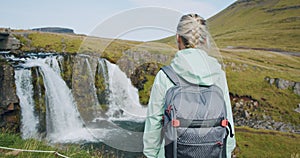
left=177, top=14, right=208, bottom=49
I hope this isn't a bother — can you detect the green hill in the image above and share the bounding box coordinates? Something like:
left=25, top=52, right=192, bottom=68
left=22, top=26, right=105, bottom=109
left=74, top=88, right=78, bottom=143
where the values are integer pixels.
left=209, top=0, right=300, bottom=52
left=157, top=0, right=300, bottom=53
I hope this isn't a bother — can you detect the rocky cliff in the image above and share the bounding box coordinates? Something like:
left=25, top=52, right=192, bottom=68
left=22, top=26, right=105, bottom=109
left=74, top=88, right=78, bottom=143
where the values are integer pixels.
left=0, top=57, right=20, bottom=133
left=0, top=30, right=21, bottom=51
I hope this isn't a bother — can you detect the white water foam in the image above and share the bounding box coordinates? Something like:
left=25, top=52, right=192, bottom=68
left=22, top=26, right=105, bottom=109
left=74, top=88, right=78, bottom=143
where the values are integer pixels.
left=15, top=69, right=39, bottom=139
left=20, top=56, right=95, bottom=143
left=105, top=60, right=147, bottom=121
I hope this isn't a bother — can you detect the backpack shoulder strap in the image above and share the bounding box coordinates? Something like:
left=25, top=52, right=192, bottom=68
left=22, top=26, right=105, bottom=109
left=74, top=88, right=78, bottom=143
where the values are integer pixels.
left=161, top=65, right=190, bottom=86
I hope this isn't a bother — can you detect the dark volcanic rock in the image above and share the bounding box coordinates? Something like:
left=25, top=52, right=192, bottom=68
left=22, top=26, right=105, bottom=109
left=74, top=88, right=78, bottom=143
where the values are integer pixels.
left=0, top=59, right=20, bottom=133
left=0, top=32, right=21, bottom=51
left=130, top=62, right=161, bottom=91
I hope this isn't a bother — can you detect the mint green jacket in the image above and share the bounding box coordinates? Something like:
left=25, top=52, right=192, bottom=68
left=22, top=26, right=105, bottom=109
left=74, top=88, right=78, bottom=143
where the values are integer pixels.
left=143, top=48, right=236, bottom=158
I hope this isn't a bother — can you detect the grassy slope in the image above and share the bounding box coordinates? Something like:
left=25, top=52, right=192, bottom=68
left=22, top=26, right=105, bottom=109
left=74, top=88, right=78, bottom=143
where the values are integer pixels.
left=234, top=127, right=300, bottom=158
left=14, top=31, right=84, bottom=53
left=13, top=31, right=174, bottom=64
left=224, top=49, right=300, bottom=125
left=208, top=0, right=300, bottom=52
left=156, top=0, right=300, bottom=52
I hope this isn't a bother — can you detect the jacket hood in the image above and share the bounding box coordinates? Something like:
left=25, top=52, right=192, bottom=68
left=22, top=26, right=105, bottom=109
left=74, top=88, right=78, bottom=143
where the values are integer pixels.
left=170, top=48, right=223, bottom=86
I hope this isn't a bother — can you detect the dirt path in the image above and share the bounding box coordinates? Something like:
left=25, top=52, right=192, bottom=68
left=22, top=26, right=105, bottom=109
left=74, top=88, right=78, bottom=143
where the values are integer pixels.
left=224, top=46, right=300, bottom=57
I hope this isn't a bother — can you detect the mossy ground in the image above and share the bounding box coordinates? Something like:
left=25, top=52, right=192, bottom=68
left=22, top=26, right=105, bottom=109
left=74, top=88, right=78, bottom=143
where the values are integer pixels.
left=234, top=127, right=300, bottom=158
left=1, top=127, right=299, bottom=158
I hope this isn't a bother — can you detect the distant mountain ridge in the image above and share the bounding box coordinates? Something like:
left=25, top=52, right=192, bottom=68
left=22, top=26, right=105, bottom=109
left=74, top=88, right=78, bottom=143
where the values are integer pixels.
left=32, top=27, right=74, bottom=34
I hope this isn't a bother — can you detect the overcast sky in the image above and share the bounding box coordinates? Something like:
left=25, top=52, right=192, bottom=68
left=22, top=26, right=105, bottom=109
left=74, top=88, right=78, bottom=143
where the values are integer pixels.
left=1, top=0, right=236, bottom=41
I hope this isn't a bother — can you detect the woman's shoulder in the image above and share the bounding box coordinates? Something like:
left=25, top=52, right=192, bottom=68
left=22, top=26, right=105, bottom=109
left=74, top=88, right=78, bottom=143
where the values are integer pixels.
left=153, top=69, right=174, bottom=89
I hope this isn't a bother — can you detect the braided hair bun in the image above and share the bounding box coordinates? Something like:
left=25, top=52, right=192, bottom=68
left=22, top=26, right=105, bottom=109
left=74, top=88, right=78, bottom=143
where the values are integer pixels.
left=177, top=14, right=208, bottom=49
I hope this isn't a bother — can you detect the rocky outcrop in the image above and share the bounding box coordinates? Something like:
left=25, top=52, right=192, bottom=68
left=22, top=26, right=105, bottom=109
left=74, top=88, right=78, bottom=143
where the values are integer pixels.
left=117, top=50, right=172, bottom=77
left=264, top=76, right=300, bottom=96
left=294, top=83, right=300, bottom=96
left=71, top=55, right=108, bottom=121
left=59, top=54, right=76, bottom=89
left=295, top=104, right=300, bottom=113
left=31, top=67, right=46, bottom=135
left=72, top=55, right=98, bottom=121
left=130, top=62, right=162, bottom=91
left=130, top=62, right=162, bottom=105
left=231, top=93, right=300, bottom=133
left=0, top=58, right=20, bottom=133
left=0, top=30, right=21, bottom=51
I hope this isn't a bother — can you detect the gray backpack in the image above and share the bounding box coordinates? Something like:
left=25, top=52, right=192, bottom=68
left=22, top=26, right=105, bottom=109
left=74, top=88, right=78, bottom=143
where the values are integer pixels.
left=161, top=66, right=234, bottom=158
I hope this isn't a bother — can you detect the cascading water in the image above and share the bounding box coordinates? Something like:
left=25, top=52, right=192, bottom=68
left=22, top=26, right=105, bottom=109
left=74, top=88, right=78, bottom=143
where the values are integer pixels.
left=14, top=69, right=39, bottom=139
left=85, top=57, right=100, bottom=113
left=12, top=53, right=146, bottom=153
left=98, top=58, right=109, bottom=89
left=105, top=60, right=147, bottom=120
left=19, top=56, right=94, bottom=142
left=48, top=56, right=61, bottom=75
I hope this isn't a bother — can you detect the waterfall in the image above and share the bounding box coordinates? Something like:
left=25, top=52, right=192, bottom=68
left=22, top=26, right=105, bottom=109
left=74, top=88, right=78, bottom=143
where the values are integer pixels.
left=105, top=61, right=147, bottom=120
left=56, top=55, right=64, bottom=72
left=20, top=56, right=94, bottom=142
left=98, top=58, right=109, bottom=88
left=14, top=69, right=39, bottom=139
left=13, top=53, right=146, bottom=146
left=85, top=58, right=99, bottom=110
left=47, top=57, right=61, bottom=75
